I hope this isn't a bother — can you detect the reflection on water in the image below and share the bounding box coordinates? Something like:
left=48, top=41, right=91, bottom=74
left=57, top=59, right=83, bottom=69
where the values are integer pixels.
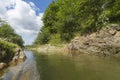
left=34, top=52, right=120, bottom=80
left=1, top=50, right=40, bottom=80
left=1, top=51, right=120, bottom=80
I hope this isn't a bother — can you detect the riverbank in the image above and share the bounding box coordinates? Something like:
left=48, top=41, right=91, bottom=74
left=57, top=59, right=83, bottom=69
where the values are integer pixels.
left=0, top=48, right=26, bottom=70
left=0, top=39, right=26, bottom=74
left=68, top=24, right=120, bottom=57
left=29, top=44, right=69, bottom=55
left=30, top=24, right=120, bottom=58
left=1, top=50, right=39, bottom=80
left=0, top=48, right=26, bottom=79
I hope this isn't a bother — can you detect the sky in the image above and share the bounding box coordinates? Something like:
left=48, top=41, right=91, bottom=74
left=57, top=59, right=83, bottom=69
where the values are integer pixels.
left=0, top=0, right=53, bottom=45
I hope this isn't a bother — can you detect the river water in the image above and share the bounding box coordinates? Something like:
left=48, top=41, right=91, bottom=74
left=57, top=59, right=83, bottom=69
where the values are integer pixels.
left=34, top=52, right=120, bottom=80
left=1, top=50, right=40, bottom=80
left=1, top=51, right=120, bottom=80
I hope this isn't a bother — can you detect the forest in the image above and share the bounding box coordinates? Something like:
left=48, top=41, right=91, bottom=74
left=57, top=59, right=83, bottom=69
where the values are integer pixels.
left=34, top=0, right=120, bottom=45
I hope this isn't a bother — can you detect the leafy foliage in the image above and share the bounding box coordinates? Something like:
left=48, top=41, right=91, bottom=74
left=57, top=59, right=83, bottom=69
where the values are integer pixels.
left=35, top=0, right=120, bottom=45
left=0, top=22, right=24, bottom=47
left=0, top=39, right=19, bottom=62
left=34, top=28, right=51, bottom=45
left=0, top=19, right=24, bottom=63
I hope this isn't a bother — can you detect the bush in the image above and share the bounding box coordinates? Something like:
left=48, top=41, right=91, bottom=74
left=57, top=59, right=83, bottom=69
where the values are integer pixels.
left=0, top=39, right=19, bottom=63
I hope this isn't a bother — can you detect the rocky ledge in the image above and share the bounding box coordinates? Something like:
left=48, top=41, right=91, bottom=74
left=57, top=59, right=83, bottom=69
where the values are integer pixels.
left=0, top=48, right=26, bottom=70
left=68, top=24, right=120, bottom=56
left=12, top=48, right=26, bottom=63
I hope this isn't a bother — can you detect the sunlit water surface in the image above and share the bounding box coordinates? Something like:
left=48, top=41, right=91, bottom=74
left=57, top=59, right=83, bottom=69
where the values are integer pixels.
left=34, top=52, right=120, bottom=80
left=1, top=51, right=120, bottom=80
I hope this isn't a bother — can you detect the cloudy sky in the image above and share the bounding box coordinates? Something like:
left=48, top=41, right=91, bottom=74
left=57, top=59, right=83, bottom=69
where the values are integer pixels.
left=0, top=0, right=52, bottom=45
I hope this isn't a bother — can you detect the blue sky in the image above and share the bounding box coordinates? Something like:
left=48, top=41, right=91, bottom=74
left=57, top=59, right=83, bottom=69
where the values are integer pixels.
left=24, top=0, right=53, bottom=13
left=0, top=0, right=53, bottom=45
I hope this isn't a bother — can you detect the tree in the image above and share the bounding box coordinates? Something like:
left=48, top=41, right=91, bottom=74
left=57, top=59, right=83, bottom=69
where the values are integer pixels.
left=35, top=0, right=120, bottom=45
left=43, top=1, right=59, bottom=34
left=0, top=23, right=24, bottom=47
left=34, top=27, right=51, bottom=45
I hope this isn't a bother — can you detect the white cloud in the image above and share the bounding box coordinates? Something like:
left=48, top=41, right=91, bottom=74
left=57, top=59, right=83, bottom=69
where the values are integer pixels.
left=29, top=1, right=40, bottom=12
left=0, top=0, right=43, bottom=45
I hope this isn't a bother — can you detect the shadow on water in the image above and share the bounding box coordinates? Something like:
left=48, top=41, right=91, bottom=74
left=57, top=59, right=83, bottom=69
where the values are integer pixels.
left=34, top=52, right=120, bottom=80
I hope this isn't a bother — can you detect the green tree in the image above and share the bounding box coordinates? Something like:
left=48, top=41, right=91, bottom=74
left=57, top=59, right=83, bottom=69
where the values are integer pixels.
left=43, top=1, right=59, bottom=34
left=34, top=27, right=50, bottom=45
left=35, top=0, right=120, bottom=45
left=0, top=23, right=24, bottom=47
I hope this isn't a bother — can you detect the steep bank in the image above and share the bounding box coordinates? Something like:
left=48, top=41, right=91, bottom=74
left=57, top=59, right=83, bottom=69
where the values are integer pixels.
left=30, top=25, right=120, bottom=57
left=1, top=51, right=39, bottom=80
left=0, top=39, right=26, bottom=70
left=68, top=24, right=120, bottom=57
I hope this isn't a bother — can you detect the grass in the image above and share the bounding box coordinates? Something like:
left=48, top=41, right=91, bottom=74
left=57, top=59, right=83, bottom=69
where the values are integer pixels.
left=0, top=39, right=19, bottom=63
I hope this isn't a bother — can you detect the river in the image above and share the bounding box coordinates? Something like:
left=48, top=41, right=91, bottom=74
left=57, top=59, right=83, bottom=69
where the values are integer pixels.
left=1, top=50, right=120, bottom=80
left=34, top=52, right=120, bottom=80
left=1, top=50, right=40, bottom=80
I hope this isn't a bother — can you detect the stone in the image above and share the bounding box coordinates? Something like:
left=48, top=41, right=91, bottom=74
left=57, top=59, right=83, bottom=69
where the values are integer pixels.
left=12, top=48, right=26, bottom=62
left=12, top=56, right=18, bottom=61
left=89, top=33, right=97, bottom=39
left=68, top=25, right=120, bottom=56
left=19, top=51, right=26, bottom=60
left=108, top=29, right=116, bottom=35
left=0, top=62, right=7, bottom=69
left=114, top=32, right=120, bottom=37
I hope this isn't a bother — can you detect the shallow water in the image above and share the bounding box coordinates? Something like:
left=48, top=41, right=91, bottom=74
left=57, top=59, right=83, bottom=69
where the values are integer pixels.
left=1, top=50, right=40, bottom=80
left=1, top=51, right=120, bottom=80
left=34, top=52, right=120, bottom=80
